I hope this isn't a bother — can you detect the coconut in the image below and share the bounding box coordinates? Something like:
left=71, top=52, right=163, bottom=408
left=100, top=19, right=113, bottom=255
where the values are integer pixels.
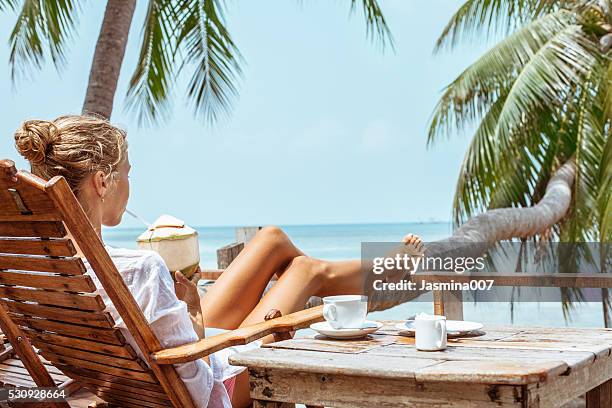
left=136, top=215, right=200, bottom=278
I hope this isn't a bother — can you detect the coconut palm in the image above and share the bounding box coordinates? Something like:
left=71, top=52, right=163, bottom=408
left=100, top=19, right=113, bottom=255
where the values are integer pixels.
left=426, top=0, right=611, bottom=322
left=1, top=0, right=392, bottom=123
left=429, top=0, right=610, bottom=242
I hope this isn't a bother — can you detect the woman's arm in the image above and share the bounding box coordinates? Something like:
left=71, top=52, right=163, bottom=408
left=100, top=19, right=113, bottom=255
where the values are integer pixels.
left=174, top=270, right=209, bottom=364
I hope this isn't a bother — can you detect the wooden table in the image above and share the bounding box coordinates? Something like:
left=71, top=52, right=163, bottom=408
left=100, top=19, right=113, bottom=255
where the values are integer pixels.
left=229, top=322, right=612, bottom=407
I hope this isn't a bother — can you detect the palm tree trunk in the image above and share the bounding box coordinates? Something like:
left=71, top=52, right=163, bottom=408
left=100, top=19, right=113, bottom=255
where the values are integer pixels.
left=368, top=158, right=577, bottom=311
left=82, top=0, right=137, bottom=119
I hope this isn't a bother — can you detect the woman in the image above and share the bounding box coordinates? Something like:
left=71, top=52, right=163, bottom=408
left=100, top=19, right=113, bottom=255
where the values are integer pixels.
left=13, top=114, right=423, bottom=408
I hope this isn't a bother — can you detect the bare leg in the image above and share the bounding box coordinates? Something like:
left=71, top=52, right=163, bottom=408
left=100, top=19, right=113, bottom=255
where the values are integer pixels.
left=230, top=236, right=424, bottom=407
left=231, top=256, right=335, bottom=407
left=202, top=226, right=303, bottom=329
left=204, top=229, right=423, bottom=330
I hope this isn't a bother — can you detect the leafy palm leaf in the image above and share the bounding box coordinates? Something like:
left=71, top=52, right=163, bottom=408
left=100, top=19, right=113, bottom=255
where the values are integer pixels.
left=126, top=0, right=176, bottom=126
left=435, top=0, right=567, bottom=52
left=9, top=0, right=81, bottom=79
left=349, top=0, right=394, bottom=49
left=494, top=24, right=598, bottom=150
left=173, top=0, right=242, bottom=124
left=599, top=131, right=612, bottom=240
left=452, top=88, right=509, bottom=225
left=428, top=10, right=574, bottom=145
left=0, top=0, right=18, bottom=11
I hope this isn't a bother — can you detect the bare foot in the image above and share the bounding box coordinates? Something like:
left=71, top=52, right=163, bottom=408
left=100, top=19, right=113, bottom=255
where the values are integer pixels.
left=380, top=234, right=425, bottom=283
left=401, top=233, right=424, bottom=254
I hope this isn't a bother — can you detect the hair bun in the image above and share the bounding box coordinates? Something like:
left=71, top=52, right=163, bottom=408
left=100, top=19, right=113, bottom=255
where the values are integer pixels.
left=14, top=120, right=59, bottom=165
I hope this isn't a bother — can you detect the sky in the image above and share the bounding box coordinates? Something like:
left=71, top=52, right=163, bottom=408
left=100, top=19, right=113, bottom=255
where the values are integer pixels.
left=0, top=0, right=489, bottom=228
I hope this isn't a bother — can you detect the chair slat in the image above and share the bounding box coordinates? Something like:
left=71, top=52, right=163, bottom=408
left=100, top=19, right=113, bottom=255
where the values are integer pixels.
left=1, top=359, right=72, bottom=386
left=0, top=183, right=61, bottom=221
left=87, top=383, right=171, bottom=404
left=0, top=271, right=95, bottom=292
left=23, top=329, right=136, bottom=359
left=3, top=300, right=114, bottom=328
left=40, top=351, right=158, bottom=383
left=0, top=372, right=38, bottom=387
left=0, top=238, right=76, bottom=257
left=0, top=287, right=104, bottom=310
left=57, top=364, right=165, bottom=393
left=78, top=376, right=170, bottom=399
left=13, top=316, right=125, bottom=345
left=7, top=358, right=65, bottom=377
left=0, top=364, right=36, bottom=377
left=0, top=221, right=66, bottom=238
left=0, top=254, right=85, bottom=275
left=92, top=390, right=170, bottom=408
left=35, top=343, right=148, bottom=372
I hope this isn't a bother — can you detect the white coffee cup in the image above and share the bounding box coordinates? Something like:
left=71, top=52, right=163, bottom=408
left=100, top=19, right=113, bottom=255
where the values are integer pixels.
left=415, top=313, right=447, bottom=351
left=322, top=295, right=368, bottom=329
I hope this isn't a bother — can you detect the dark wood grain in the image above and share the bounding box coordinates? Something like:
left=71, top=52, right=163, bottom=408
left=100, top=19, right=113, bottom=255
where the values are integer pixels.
left=0, top=237, right=76, bottom=256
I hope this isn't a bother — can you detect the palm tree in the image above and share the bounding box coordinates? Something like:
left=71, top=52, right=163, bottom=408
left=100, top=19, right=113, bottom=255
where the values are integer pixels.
left=1, top=0, right=392, bottom=123
left=423, top=0, right=611, bottom=323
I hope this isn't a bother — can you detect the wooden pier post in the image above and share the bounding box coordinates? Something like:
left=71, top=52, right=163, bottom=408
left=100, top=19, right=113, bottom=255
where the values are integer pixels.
left=216, top=226, right=262, bottom=269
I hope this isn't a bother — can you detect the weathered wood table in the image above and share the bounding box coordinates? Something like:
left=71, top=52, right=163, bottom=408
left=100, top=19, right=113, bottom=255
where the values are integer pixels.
left=229, top=322, right=612, bottom=407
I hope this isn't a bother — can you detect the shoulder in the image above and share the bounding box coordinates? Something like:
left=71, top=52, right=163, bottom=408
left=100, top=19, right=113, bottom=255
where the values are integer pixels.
left=106, top=246, right=165, bottom=268
left=105, top=246, right=172, bottom=282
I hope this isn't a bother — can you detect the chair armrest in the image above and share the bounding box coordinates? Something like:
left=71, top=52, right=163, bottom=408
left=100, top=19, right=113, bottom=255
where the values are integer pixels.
left=152, top=305, right=324, bottom=365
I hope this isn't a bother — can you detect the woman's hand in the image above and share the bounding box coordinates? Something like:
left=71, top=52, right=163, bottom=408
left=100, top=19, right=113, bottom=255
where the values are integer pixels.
left=174, top=268, right=202, bottom=312
left=174, top=268, right=206, bottom=340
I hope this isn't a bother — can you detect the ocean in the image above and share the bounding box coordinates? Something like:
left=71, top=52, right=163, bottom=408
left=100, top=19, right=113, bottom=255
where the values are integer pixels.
left=103, top=222, right=607, bottom=328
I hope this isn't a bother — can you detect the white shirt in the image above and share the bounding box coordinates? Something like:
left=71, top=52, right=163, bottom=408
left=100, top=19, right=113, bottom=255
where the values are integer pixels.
left=83, top=246, right=259, bottom=408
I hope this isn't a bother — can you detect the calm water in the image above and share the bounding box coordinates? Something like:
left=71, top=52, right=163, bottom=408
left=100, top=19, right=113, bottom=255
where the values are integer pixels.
left=103, top=222, right=606, bottom=328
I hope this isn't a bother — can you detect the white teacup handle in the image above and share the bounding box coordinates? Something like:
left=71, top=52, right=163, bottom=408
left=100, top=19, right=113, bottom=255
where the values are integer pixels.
left=323, top=304, right=338, bottom=325
left=436, top=320, right=447, bottom=349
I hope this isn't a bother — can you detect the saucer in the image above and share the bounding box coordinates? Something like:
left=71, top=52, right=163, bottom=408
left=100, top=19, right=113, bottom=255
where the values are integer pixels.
left=310, top=320, right=383, bottom=339
left=395, top=320, right=483, bottom=336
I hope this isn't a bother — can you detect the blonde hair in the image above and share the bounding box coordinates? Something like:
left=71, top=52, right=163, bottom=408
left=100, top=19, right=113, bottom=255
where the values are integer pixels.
left=14, top=115, right=127, bottom=195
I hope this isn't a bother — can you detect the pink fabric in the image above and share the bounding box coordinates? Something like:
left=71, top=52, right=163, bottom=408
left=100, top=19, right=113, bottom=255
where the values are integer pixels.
left=223, top=376, right=236, bottom=399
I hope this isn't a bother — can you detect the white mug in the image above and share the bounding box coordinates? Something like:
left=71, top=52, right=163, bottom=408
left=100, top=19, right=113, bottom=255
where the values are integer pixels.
left=415, top=314, right=447, bottom=351
left=322, top=295, right=368, bottom=329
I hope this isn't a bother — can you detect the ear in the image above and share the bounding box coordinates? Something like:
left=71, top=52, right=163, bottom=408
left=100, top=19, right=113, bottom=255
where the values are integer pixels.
left=91, top=170, right=108, bottom=199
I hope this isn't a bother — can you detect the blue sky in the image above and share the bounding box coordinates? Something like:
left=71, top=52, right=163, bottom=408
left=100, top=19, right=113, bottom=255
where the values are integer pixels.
left=0, top=0, right=489, bottom=227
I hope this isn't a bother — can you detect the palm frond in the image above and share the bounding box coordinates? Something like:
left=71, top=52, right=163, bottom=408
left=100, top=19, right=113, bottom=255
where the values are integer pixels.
left=428, top=10, right=574, bottom=145
left=0, top=0, right=18, bottom=11
left=435, top=0, right=565, bottom=52
left=126, top=0, right=176, bottom=126
left=452, top=89, right=508, bottom=225
left=175, top=0, right=243, bottom=124
left=599, top=131, right=612, bottom=241
left=494, top=24, right=598, bottom=151
left=9, top=0, right=81, bottom=79
left=349, top=0, right=393, bottom=49
left=451, top=56, right=603, bottom=238
left=596, top=70, right=612, bottom=241
left=559, top=82, right=605, bottom=243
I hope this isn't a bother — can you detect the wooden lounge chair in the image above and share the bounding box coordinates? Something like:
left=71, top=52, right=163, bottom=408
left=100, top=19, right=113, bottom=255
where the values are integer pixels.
left=0, top=159, right=323, bottom=407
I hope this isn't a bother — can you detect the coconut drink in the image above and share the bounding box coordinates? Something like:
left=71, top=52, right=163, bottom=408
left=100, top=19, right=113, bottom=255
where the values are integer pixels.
left=137, top=215, right=200, bottom=279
